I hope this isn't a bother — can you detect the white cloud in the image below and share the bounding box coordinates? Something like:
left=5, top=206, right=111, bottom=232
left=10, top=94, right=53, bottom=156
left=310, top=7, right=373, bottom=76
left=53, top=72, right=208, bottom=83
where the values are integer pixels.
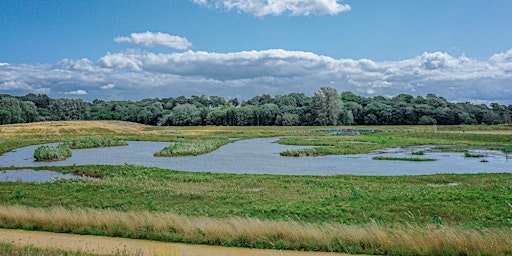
left=100, top=84, right=115, bottom=90
left=64, top=90, right=88, bottom=95
left=1, top=48, right=512, bottom=104
left=194, top=0, right=350, bottom=17
left=114, top=32, right=193, bottom=50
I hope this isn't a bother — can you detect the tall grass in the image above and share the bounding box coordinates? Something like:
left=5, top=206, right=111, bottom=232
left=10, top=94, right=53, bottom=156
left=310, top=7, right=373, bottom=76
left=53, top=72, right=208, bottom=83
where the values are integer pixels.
left=33, top=144, right=72, bottom=161
left=0, top=205, right=511, bottom=255
left=154, top=138, right=230, bottom=157
left=63, top=136, right=127, bottom=149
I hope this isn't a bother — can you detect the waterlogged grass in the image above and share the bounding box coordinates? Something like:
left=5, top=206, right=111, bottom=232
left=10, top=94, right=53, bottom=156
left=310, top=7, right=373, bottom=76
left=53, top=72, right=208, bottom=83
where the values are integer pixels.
left=412, top=150, right=425, bottom=155
left=154, top=138, right=231, bottom=157
left=33, top=144, right=72, bottom=162
left=33, top=137, right=127, bottom=162
left=1, top=165, right=511, bottom=229
left=278, top=130, right=512, bottom=156
left=372, top=156, right=436, bottom=161
left=464, top=151, right=485, bottom=158
left=62, top=136, right=127, bottom=149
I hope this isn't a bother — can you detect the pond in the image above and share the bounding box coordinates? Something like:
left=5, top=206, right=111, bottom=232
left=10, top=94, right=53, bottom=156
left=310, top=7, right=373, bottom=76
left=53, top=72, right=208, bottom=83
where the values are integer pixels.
left=0, top=138, right=509, bottom=176
left=0, top=169, right=91, bottom=183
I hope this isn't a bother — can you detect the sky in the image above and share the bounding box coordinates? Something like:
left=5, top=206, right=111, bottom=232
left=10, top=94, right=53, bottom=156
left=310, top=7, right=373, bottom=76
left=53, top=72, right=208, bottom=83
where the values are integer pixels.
left=1, top=0, right=511, bottom=105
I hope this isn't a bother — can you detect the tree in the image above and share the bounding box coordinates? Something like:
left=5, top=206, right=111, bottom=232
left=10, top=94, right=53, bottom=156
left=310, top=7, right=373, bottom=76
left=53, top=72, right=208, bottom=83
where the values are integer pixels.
left=171, top=104, right=201, bottom=126
left=312, top=87, right=343, bottom=125
left=50, top=98, right=90, bottom=121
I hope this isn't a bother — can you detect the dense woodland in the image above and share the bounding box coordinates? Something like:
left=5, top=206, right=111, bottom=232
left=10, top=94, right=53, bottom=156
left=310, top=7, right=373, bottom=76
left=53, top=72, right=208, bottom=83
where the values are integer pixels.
left=1, top=87, right=511, bottom=126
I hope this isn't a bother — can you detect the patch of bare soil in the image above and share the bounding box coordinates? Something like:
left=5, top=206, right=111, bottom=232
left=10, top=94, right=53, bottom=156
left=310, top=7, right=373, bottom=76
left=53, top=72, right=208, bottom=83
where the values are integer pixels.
left=0, top=229, right=354, bottom=256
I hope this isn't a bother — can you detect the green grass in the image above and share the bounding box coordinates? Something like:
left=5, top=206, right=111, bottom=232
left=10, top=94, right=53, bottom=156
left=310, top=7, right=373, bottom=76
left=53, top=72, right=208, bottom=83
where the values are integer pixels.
left=33, top=144, right=72, bottom=162
left=154, top=138, right=231, bottom=156
left=62, top=136, right=127, bottom=149
left=372, top=156, right=436, bottom=161
left=0, top=241, right=108, bottom=256
left=464, top=151, right=485, bottom=158
left=412, top=150, right=425, bottom=155
left=0, top=165, right=511, bottom=228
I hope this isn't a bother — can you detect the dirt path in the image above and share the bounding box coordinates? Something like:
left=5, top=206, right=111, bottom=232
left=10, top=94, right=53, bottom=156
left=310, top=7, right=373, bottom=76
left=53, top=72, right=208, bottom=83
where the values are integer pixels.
left=0, top=229, right=354, bottom=256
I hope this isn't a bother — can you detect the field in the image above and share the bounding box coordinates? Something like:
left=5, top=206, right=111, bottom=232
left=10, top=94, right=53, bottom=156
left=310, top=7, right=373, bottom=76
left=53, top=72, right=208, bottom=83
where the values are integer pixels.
left=0, top=121, right=512, bottom=255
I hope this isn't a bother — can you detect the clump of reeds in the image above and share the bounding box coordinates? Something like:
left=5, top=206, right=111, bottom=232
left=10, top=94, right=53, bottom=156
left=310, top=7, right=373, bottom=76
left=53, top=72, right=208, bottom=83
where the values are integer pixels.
left=63, top=137, right=127, bottom=149
left=33, top=144, right=72, bottom=162
left=154, top=138, right=230, bottom=157
left=464, top=151, right=485, bottom=158
left=0, top=205, right=511, bottom=255
left=372, top=156, right=436, bottom=161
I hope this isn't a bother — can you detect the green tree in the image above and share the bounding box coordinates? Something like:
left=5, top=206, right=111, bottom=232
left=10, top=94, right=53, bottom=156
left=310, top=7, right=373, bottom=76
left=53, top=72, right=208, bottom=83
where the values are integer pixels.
left=312, top=87, right=343, bottom=125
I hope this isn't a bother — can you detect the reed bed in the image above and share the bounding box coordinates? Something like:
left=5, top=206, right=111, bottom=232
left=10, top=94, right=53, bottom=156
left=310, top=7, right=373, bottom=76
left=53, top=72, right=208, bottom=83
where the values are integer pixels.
left=154, top=138, right=230, bottom=157
left=62, top=136, right=128, bottom=149
left=33, top=144, right=72, bottom=161
left=1, top=205, right=511, bottom=255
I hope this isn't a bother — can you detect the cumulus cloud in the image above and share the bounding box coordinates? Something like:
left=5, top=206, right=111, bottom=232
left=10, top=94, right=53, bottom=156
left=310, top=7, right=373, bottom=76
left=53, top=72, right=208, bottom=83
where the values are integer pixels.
left=194, top=0, right=350, bottom=17
left=1, top=48, right=512, bottom=104
left=100, top=84, right=115, bottom=90
left=114, top=32, right=193, bottom=50
left=63, top=90, right=88, bottom=95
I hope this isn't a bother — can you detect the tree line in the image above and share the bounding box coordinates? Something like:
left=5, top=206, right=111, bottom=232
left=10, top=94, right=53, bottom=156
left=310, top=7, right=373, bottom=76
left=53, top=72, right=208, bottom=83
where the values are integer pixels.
left=1, top=87, right=511, bottom=126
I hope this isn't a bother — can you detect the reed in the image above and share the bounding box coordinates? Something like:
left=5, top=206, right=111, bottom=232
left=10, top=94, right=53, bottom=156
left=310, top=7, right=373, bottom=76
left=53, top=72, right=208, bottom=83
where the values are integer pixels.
left=154, top=138, right=230, bottom=157
left=372, top=156, right=436, bottom=161
left=0, top=205, right=510, bottom=255
left=33, top=144, right=72, bottom=161
left=63, top=136, right=127, bottom=149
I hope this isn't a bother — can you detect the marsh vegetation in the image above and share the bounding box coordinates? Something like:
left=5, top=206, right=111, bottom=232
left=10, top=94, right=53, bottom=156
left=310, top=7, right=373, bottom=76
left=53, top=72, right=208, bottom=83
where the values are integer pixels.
left=0, top=121, right=511, bottom=255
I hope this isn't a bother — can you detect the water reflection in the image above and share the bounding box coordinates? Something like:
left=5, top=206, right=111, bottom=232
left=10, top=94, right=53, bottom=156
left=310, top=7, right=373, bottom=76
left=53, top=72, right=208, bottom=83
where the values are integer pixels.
left=0, top=138, right=509, bottom=176
left=0, top=169, right=89, bottom=183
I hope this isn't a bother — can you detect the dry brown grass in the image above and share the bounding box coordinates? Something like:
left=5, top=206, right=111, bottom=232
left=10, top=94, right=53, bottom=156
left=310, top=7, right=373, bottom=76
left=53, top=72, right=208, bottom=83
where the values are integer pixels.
left=0, top=205, right=511, bottom=255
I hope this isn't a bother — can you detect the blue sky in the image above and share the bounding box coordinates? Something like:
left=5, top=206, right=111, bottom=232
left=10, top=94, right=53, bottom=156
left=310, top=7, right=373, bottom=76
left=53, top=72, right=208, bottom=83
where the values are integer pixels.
left=1, top=0, right=511, bottom=104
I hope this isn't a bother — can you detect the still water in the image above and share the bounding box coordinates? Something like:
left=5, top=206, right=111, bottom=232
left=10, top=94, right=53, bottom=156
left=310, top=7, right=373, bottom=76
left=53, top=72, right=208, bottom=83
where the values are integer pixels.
left=0, top=138, right=509, bottom=176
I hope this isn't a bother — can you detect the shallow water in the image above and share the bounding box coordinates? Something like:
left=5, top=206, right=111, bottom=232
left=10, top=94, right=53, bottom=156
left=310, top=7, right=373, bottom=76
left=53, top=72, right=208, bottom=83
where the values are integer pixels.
left=0, top=169, right=87, bottom=182
left=0, top=138, right=509, bottom=176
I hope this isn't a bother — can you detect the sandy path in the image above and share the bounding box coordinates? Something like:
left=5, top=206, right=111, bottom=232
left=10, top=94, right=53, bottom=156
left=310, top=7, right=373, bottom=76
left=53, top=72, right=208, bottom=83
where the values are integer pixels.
left=0, top=229, right=353, bottom=256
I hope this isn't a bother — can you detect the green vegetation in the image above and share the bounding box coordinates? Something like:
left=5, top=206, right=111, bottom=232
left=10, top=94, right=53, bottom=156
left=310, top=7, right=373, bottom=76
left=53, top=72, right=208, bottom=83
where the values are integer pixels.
left=0, top=241, right=106, bottom=256
left=464, top=151, right=485, bottom=158
left=1, top=121, right=512, bottom=255
left=63, top=136, right=127, bottom=149
left=372, top=156, right=436, bottom=161
left=412, top=150, right=425, bottom=155
left=32, top=137, right=126, bottom=161
left=1, top=89, right=511, bottom=126
left=154, top=138, right=231, bottom=157
left=33, top=144, right=72, bottom=161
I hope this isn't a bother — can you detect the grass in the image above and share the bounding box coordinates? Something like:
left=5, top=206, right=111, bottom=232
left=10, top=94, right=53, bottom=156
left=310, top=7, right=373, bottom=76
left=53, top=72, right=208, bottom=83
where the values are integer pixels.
left=1, top=121, right=512, bottom=255
left=154, top=138, right=231, bottom=157
left=33, top=144, right=72, bottom=162
left=412, top=150, right=425, bottom=155
left=1, top=205, right=511, bottom=255
left=464, top=151, right=485, bottom=158
left=372, top=156, right=436, bottom=161
left=62, top=136, right=127, bottom=149
left=32, top=137, right=127, bottom=162
left=0, top=241, right=109, bottom=256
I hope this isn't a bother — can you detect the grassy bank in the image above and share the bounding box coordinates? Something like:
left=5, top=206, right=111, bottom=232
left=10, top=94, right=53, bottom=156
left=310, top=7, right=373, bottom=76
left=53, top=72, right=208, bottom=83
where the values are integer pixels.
left=1, top=205, right=511, bottom=255
left=372, top=156, right=436, bottom=161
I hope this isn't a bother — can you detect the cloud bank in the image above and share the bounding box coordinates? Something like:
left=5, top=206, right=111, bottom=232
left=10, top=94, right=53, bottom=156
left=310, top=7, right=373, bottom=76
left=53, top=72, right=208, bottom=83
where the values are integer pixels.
left=114, top=32, right=193, bottom=50
left=193, top=0, right=350, bottom=17
left=1, top=48, right=511, bottom=104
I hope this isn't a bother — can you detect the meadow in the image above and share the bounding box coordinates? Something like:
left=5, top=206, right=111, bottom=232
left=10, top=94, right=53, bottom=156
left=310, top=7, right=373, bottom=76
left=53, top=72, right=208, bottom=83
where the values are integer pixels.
left=0, top=121, right=511, bottom=255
